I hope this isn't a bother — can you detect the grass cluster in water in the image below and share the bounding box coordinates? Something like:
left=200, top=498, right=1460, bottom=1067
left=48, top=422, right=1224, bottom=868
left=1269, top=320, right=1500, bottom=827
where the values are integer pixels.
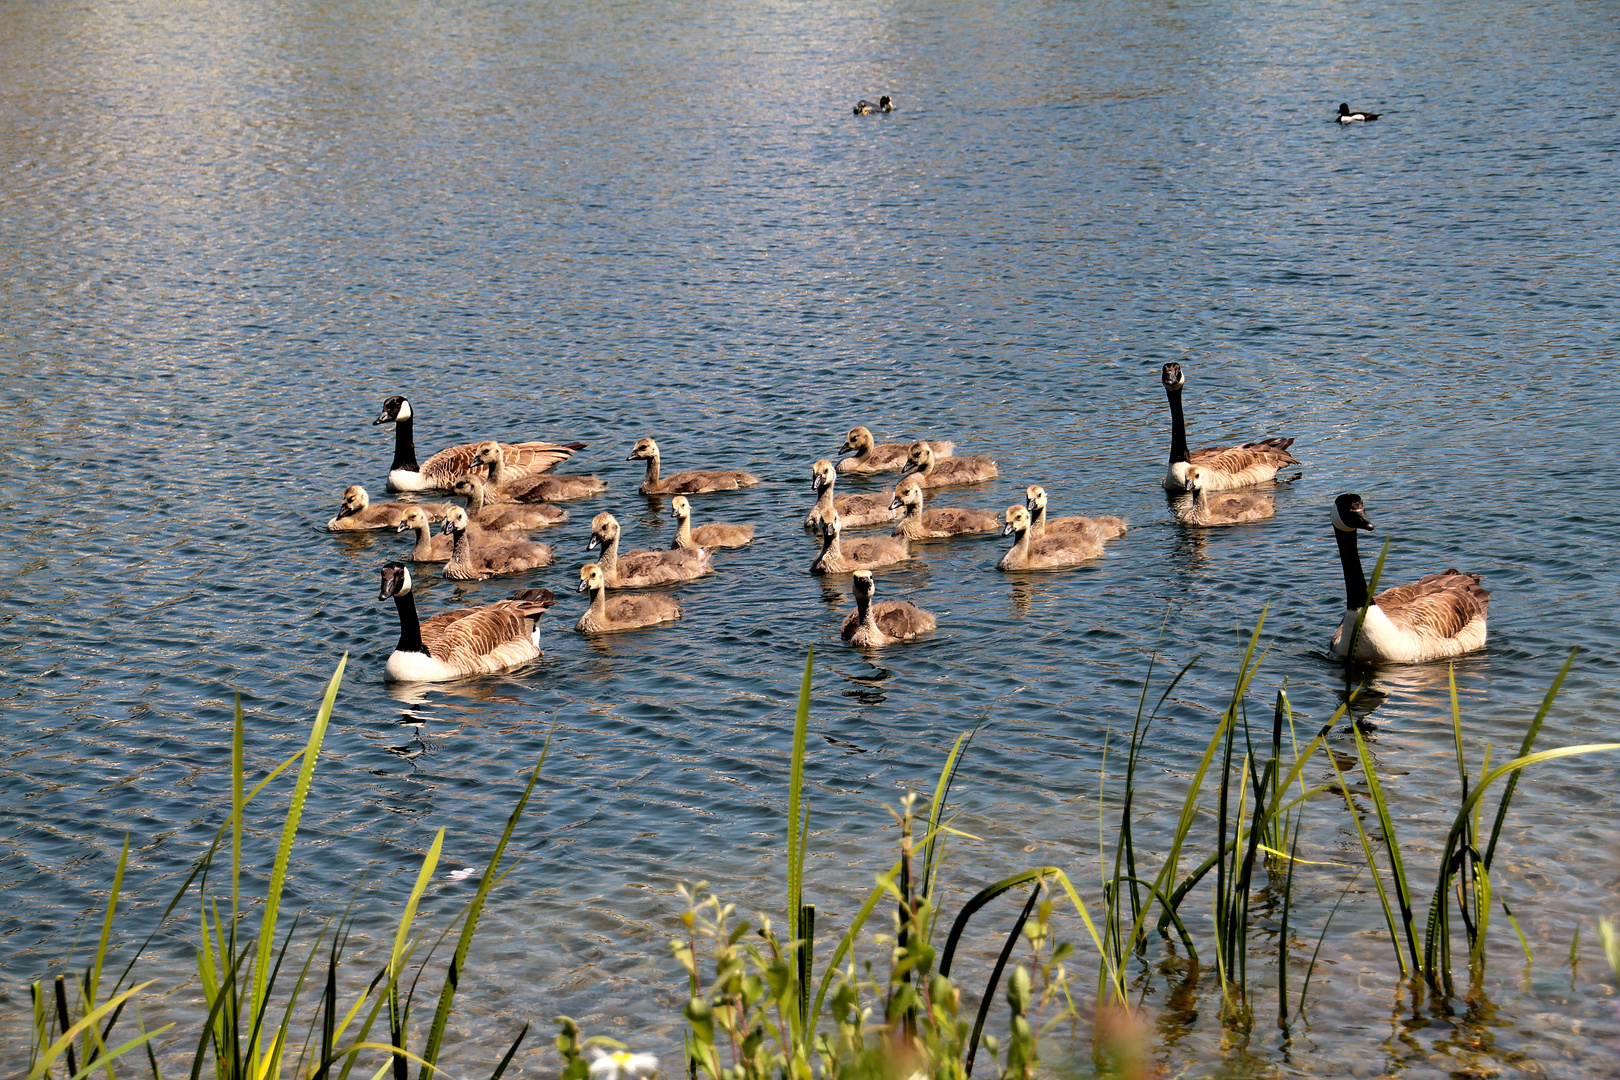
left=23, top=630, right=1620, bottom=1079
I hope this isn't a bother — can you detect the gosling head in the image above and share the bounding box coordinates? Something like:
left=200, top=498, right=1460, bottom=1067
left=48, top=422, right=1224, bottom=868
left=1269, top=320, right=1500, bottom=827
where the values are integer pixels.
left=473, top=441, right=503, bottom=468
left=903, top=441, right=934, bottom=475
left=890, top=476, right=924, bottom=512
left=377, top=561, right=414, bottom=599
left=451, top=474, right=484, bottom=497
left=440, top=505, right=471, bottom=536
left=373, top=396, right=411, bottom=425
left=840, top=426, right=874, bottom=455
left=627, top=437, right=660, bottom=462
left=1024, top=485, right=1048, bottom=514
left=1332, top=494, right=1373, bottom=533
left=577, top=562, right=606, bottom=593
left=852, top=568, right=876, bottom=599
left=587, top=511, right=620, bottom=550
left=1183, top=466, right=1207, bottom=495
left=396, top=506, right=431, bottom=533
left=1003, top=505, right=1031, bottom=537
left=811, top=458, right=836, bottom=493
left=671, top=495, right=692, bottom=520
left=1161, top=362, right=1185, bottom=391
left=820, top=509, right=844, bottom=539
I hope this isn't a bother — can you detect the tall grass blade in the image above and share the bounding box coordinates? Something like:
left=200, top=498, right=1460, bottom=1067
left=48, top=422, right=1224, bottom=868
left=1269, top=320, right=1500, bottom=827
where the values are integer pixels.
left=785, top=647, right=813, bottom=1047
left=1349, top=720, right=1422, bottom=974
left=489, top=1022, right=530, bottom=1080
left=386, top=828, right=446, bottom=1076
left=1483, top=648, right=1577, bottom=870
left=964, top=882, right=1041, bottom=1077
left=29, top=982, right=155, bottom=1080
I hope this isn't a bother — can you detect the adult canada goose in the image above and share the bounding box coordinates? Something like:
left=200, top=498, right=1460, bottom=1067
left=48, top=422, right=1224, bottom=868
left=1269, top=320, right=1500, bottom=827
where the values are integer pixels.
left=373, top=396, right=584, bottom=493
left=1160, top=362, right=1299, bottom=493
left=376, top=561, right=556, bottom=682
left=889, top=477, right=1000, bottom=539
left=841, top=570, right=935, bottom=648
left=670, top=495, right=754, bottom=550
left=903, top=442, right=998, bottom=489
left=853, top=96, right=894, bottom=114
left=449, top=475, right=568, bottom=532
left=1173, top=466, right=1277, bottom=527
left=397, top=505, right=457, bottom=561
left=811, top=510, right=912, bottom=574
left=327, top=486, right=447, bottom=531
left=1338, top=102, right=1380, bottom=123
left=629, top=437, right=760, bottom=495
left=837, top=426, right=954, bottom=474
left=587, top=512, right=712, bottom=587
left=1023, top=486, right=1128, bottom=542
left=441, top=506, right=556, bottom=581
left=805, top=459, right=900, bottom=530
left=1328, top=494, right=1489, bottom=663
left=472, top=442, right=607, bottom=503
left=574, top=562, right=682, bottom=634
left=998, top=505, right=1106, bottom=571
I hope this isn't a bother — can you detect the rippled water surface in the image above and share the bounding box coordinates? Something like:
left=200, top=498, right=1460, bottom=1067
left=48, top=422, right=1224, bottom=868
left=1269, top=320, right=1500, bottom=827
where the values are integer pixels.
left=3, top=0, right=1619, bottom=1074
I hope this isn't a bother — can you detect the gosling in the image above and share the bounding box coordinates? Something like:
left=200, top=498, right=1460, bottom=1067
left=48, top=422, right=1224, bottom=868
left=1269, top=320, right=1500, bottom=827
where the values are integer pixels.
left=328, top=485, right=447, bottom=531
left=450, top=475, right=567, bottom=532
left=587, top=512, right=712, bottom=587
left=998, top=505, right=1106, bottom=571
left=442, top=506, right=556, bottom=581
left=811, top=509, right=912, bottom=574
left=805, top=458, right=900, bottom=531
left=837, top=426, right=955, bottom=475
left=574, top=562, right=681, bottom=634
left=889, top=477, right=1001, bottom=540
left=1024, top=486, right=1128, bottom=542
left=630, top=437, right=759, bottom=495
left=841, top=570, right=935, bottom=648
left=473, top=442, right=606, bottom=502
left=671, top=495, right=753, bottom=550
left=903, top=442, right=997, bottom=488
left=1173, top=466, right=1277, bottom=527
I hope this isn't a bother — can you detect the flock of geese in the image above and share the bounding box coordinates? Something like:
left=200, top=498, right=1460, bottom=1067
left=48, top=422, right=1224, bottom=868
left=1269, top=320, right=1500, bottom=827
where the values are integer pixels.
left=330, top=369, right=1489, bottom=683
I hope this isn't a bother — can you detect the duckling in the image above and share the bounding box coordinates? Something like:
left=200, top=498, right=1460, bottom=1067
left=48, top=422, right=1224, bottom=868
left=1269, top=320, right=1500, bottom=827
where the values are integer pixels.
left=587, top=511, right=713, bottom=587
left=889, top=477, right=1001, bottom=540
left=449, top=474, right=568, bottom=532
left=811, top=509, right=913, bottom=574
left=853, top=95, right=894, bottom=114
left=903, top=441, right=998, bottom=489
left=328, top=485, right=448, bottom=531
left=998, top=505, right=1105, bottom=571
left=376, top=562, right=555, bottom=682
left=1173, top=466, right=1277, bottom=527
left=442, top=506, right=556, bottom=581
left=837, top=426, right=955, bottom=474
left=805, top=459, right=901, bottom=531
left=630, top=437, right=760, bottom=495
left=1023, top=486, right=1129, bottom=542
left=574, top=562, right=682, bottom=634
left=671, top=495, right=754, bottom=550
left=472, top=442, right=607, bottom=503
left=841, top=570, right=935, bottom=648
left=1337, top=102, right=1380, bottom=123
left=373, top=395, right=583, bottom=493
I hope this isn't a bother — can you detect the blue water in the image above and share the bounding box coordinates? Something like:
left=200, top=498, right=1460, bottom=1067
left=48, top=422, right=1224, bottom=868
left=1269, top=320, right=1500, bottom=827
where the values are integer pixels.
left=2, top=0, right=1619, bottom=1073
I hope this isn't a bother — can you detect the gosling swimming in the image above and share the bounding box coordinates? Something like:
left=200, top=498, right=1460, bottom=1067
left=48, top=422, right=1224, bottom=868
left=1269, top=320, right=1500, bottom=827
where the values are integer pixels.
left=841, top=570, right=935, bottom=648
left=811, top=509, right=913, bottom=574
left=889, top=477, right=1001, bottom=539
left=998, top=505, right=1106, bottom=571
left=806, top=458, right=900, bottom=531
left=837, top=426, right=954, bottom=474
left=630, top=437, right=760, bottom=495
left=903, top=441, right=998, bottom=489
left=587, top=511, right=712, bottom=587
left=574, top=562, right=682, bottom=634
left=671, top=495, right=753, bottom=550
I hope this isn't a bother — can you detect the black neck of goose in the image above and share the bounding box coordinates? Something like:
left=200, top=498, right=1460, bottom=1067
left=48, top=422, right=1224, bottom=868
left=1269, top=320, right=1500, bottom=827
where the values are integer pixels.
left=1335, top=527, right=1368, bottom=610
left=393, top=593, right=429, bottom=655
left=391, top=416, right=419, bottom=473
left=1166, top=386, right=1190, bottom=466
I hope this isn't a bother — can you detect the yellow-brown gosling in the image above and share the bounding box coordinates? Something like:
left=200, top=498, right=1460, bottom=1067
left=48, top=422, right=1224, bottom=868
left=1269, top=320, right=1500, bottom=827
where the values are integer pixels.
left=997, top=505, right=1106, bottom=571
left=811, top=509, right=913, bottom=574
left=450, top=474, right=568, bottom=531
left=889, top=477, right=1000, bottom=539
left=903, top=441, right=998, bottom=489
left=630, top=437, right=759, bottom=495
left=671, top=495, right=753, bottom=550
left=1172, top=467, right=1276, bottom=526
left=841, top=570, right=935, bottom=648
left=574, top=562, right=681, bottom=634
left=837, top=425, right=955, bottom=475
left=805, top=458, right=900, bottom=530
left=1023, top=486, right=1128, bottom=541
left=442, top=506, right=556, bottom=581
left=587, top=511, right=712, bottom=587
left=328, top=485, right=447, bottom=531
left=472, top=442, right=607, bottom=502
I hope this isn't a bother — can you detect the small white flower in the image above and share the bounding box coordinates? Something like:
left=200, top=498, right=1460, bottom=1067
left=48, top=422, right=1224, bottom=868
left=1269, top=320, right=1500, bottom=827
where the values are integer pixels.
left=588, top=1048, right=658, bottom=1079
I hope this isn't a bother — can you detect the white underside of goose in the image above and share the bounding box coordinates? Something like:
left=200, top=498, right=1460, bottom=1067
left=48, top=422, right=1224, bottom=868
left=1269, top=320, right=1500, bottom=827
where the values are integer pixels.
left=388, top=468, right=433, bottom=493
left=1329, top=604, right=1488, bottom=663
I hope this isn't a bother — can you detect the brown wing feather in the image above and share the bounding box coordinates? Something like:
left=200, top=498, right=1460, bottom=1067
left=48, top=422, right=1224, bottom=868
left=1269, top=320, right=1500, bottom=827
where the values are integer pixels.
left=923, top=508, right=999, bottom=534
left=1375, top=571, right=1489, bottom=638
left=424, top=591, right=553, bottom=668
left=1189, top=439, right=1300, bottom=473
left=874, top=601, right=935, bottom=638
left=422, top=440, right=582, bottom=483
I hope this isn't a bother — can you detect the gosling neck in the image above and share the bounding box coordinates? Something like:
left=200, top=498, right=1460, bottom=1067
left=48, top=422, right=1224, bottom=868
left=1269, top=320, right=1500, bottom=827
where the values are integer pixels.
left=480, top=455, right=508, bottom=495
left=392, top=592, right=428, bottom=656
left=595, top=532, right=620, bottom=579
left=390, top=415, right=420, bottom=474
left=1165, top=384, right=1190, bottom=466
left=447, top=527, right=477, bottom=575
left=408, top=520, right=436, bottom=561
left=855, top=587, right=878, bottom=630
left=1006, top=523, right=1032, bottom=561
left=640, top=452, right=661, bottom=490
left=462, top=478, right=490, bottom=511
left=1028, top=501, right=1048, bottom=539
left=672, top=515, right=696, bottom=551
left=1335, top=526, right=1369, bottom=610
left=588, top=579, right=608, bottom=618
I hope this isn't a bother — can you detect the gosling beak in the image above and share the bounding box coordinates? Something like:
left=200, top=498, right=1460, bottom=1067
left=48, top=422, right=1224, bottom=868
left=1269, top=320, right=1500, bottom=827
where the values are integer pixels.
left=1002, top=522, right=1016, bottom=536
left=395, top=521, right=409, bottom=533
left=586, top=534, right=602, bottom=551
left=838, top=440, right=855, bottom=454
left=575, top=578, right=589, bottom=592
left=888, top=495, right=903, bottom=511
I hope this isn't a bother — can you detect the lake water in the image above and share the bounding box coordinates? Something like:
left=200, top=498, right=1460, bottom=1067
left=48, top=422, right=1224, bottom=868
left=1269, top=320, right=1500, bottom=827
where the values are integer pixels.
left=3, top=0, right=1619, bottom=1074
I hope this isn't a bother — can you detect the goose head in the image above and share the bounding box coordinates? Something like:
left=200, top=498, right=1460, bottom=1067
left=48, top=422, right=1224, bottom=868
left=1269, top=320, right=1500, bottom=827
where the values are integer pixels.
left=811, top=458, right=837, bottom=494
left=840, top=426, right=874, bottom=455
left=1003, top=505, right=1032, bottom=538
left=1024, top=485, right=1049, bottom=515
left=671, top=495, right=693, bottom=522
left=440, top=505, right=472, bottom=537
left=627, top=437, right=660, bottom=463
left=1332, top=494, right=1373, bottom=532
left=587, top=512, right=620, bottom=551
left=903, top=441, right=935, bottom=475
left=377, top=561, right=414, bottom=599
left=336, top=485, right=371, bottom=518
left=374, top=396, right=412, bottom=425
left=577, top=562, right=606, bottom=593
left=397, top=506, right=433, bottom=534
left=1161, top=363, right=1185, bottom=391
left=890, top=476, right=924, bottom=512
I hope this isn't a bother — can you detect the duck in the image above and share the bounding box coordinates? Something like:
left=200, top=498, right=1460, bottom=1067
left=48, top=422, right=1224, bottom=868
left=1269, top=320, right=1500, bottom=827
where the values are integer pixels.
left=574, top=562, right=682, bottom=634
left=838, top=426, right=954, bottom=474
left=805, top=459, right=901, bottom=530
left=376, top=561, right=556, bottom=682
left=1328, top=493, right=1489, bottom=663
left=587, top=511, right=713, bottom=587
left=853, top=96, right=894, bottom=115
left=811, top=509, right=913, bottom=574
left=670, top=495, right=753, bottom=550
left=841, top=570, right=935, bottom=648
left=1023, top=486, right=1129, bottom=542
left=327, top=485, right=447, bottom=531
left=449, top=475, right=568, bottom=532
left=998, top=505, right=1106, bottom=571
left=1160, top=362, right=1299, bottom=493
left=441, top=506, right=556, bottom=581
left=903, top=441, right=998, bottom=489
left=629, top=437, right=760, bottom=495
left=373, top=396, right=584, bottom=493
left=1172, top=466, right=1277, bottom=526
left=1338, top=103, right=1380, bottom=123
left=472, top=442, right=607, bottom=503
left=889, top=477, right=1001, bottom=539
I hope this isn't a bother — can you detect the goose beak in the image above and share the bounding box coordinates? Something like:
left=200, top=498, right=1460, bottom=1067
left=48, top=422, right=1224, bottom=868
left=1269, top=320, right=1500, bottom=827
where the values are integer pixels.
left=372, top=409, right=393, bottom=425
left=586, top=534, right=602, bottom=551
left=888, top=495, right=903, bottom=511
left=1002, top=522, right=1016, bottom=536
left=575, top=578, right=589, bottom=592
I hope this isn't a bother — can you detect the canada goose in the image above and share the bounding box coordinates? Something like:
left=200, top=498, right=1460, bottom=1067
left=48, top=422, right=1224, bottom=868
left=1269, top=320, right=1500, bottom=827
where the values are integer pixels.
left=853, top=96, right=894, bottom=115
left=811, top=509, right=913, bottom=574
left=1023, top=486, right=1129, bottom=542
left=449, top=474, right=568, bottom=532
left=396, top=505, right=456, bottom=561
left=629, top=437, right=760, bottom=495
left=903, top=442, right=998, bottom=489
left=441, top=506, right=556, bottom=581
left=840, top=570, right=935, bottom=648
left=889, top=477, right=1000, bottom=539
left=587, top=511, right=713, bottom=587
left=1173, top=466, right=1277, bottom=526
left=327, top=486, right=448, bottom=531
left=805, top=459, right=900, bottom=530
left=670, top=495, right=754, bottom=550
left=1328, top=494, right=1489, bottom=663
left=376, top=561, right=556, bottom=682
left=1160, top=363, right=1299, bottom=493
left=837, top=426, right=955, bottom=475
left=472, top=442, right=606, bottom=503
left=373, top=396, right=584, bottom=493
left=1338, top=102, right=1380, bottom=123
left=998, top=505, right=1106, bottom=571
left=574, top=562, right=682, bottom=634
